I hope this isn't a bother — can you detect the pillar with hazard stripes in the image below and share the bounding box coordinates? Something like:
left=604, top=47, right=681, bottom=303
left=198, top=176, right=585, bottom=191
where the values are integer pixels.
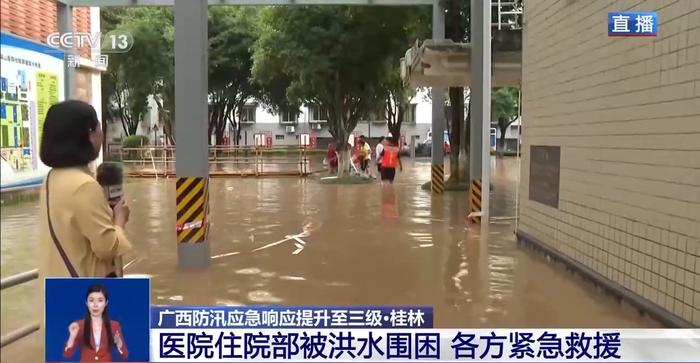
left=431, top=164, right=445, bottom=194
left=174, top=0, right=211, bottom=269
left=468, top=179, right=482, bottom=224
left=176, top=177, right=209, bottom=243
left=175, top=176, right=210, bottom=268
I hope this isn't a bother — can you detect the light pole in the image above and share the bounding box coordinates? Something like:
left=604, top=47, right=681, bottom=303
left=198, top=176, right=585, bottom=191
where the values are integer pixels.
left=152, top=124, right=159, bottom=146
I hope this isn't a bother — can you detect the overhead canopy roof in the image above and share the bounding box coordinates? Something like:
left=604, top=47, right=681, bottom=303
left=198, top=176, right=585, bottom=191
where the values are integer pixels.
left=58, top=0, right=434, bottom=6
left=402, top=30, right=522, bottom=88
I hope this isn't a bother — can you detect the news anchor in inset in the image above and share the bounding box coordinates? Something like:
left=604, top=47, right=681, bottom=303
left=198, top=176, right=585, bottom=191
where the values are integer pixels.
left=64, top=284, right=129, bottom=362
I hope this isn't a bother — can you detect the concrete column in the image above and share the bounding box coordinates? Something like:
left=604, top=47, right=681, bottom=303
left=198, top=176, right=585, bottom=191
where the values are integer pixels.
left=410, top=136, right=416, bottom=159
left=430, top=0, right=446, bottom=194
left=470, top=0, right=492, bottom=227
left=56, top=2, right=75, bottom=99
left=174, top=0, right=210, bottom=269
left=91, top=7, right=104, bottom=164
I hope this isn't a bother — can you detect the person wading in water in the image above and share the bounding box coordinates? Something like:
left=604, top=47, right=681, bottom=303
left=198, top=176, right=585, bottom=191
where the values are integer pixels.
left=379, top=136, right=402, bottom=185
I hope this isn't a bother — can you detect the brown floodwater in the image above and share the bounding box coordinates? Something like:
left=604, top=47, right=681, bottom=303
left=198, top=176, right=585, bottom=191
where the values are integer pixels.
left=0, top=157, right=660, bottom=362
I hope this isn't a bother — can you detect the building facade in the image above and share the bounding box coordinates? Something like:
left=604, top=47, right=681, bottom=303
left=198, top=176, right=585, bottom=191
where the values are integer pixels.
left=223, top=93, right=434, bottom=147
left=108, top=91, right=436, bottom=148
left=1, top=0, right=103, bottom=171
left=518, top=1, right=700, bottom=325
left=1, top=0, right=102, bottom=104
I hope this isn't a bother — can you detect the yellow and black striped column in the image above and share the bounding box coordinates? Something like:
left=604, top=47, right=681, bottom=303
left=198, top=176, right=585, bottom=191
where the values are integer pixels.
left=469, top=179, right=482, bottom=224
left=176, top=177, right=209, bottom=244
left=431, top=164, right=445, bottom=194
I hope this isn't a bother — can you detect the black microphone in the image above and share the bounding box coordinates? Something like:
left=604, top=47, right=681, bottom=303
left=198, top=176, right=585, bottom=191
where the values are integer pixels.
left=96, top=162, right=125, bottom=277
left=96, top=162, right=124, bottom=208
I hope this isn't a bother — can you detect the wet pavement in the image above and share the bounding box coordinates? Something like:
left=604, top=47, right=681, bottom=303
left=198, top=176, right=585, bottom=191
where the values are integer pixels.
left=0, top=158, right=660, bottom=362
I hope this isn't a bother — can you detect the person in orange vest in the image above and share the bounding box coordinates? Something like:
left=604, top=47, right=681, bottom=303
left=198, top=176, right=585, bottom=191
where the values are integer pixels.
left=379, top=136, right=402, bottom=184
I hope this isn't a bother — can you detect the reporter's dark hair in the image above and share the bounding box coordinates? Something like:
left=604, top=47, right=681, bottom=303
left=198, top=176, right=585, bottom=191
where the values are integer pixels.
left=40, top=100, right=99, bottom=167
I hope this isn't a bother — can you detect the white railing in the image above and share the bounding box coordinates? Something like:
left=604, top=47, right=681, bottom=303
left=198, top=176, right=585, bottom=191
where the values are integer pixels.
left=492, top=0, right=523, bottom=30
left=0, top=269, right=40, bottom=348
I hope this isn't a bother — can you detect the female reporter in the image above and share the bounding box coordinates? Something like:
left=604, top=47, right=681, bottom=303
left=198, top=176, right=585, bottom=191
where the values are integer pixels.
left=64, top=284, right=128, bottom=361
left=38, top=100, right=132, bottom=278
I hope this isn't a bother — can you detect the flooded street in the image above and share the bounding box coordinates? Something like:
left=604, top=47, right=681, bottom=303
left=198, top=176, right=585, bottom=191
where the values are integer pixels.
left=1, top=158, right=660, bottom=361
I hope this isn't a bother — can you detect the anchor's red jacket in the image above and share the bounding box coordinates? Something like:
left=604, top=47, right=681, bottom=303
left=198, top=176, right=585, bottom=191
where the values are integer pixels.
left=63, top=319, right=128, bottom=362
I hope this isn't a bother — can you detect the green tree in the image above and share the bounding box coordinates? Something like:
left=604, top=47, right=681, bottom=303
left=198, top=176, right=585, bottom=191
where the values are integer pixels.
left=252, top=6, right=418, bottom=175
left=150, top=11, right=175, bottom=145
left=382, top=69, right=415, bottom=142
left=105, top=8, right=173, bottom=138
left=208, top=7, right=260, bottom=145
left=491, top=86, right=520, bottom=157
left=99, top=7, right=126, bottom=152
left=421, top=0, right=471, bottom=185
left=377, top=8, right=429, bottom=143
left=446, top=0, right=470, bottom=185
left=100, top=8, right=125, bottom=130
left=441, top=0, right=522, bottom=183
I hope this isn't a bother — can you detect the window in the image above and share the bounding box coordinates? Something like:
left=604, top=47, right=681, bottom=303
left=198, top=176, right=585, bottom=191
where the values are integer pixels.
left=406, top=104, right=417, bottom=124
left=275, top=135, right=284, bottom=140
left=366, top=108, right=387, bottom=122
left=241, top=105, right=256, bottom=123
left=280, top=107, right=298, bottom=124
left=308, top=104, right=328, bottom=122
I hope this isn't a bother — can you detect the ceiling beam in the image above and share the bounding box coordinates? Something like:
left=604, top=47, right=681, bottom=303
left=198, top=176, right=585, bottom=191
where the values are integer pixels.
left=59, top=0, right=435, bottom=7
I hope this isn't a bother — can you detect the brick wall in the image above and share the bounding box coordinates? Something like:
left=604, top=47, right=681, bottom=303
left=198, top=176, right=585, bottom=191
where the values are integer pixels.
left=2, top=1, right=96, bottom=102
left=1, top=0, right=92, bottom=58
left=519, top=0, right=700, bottom=325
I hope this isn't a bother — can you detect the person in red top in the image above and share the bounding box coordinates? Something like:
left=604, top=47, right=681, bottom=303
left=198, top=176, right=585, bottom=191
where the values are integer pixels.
left=64, top=284, right=128, bottom=362
left=326, top=143, right=339, bottom=174
left=379, top=136, right=403, bottom=184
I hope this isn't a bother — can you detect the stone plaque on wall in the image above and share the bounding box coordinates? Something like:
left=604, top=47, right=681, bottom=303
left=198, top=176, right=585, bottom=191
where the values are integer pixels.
left=529, top=145, right=560, bottom=208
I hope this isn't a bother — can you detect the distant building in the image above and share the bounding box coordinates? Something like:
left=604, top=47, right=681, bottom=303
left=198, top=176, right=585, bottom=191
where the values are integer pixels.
left=491, top=116, right=522, bottom=153
left=106, top=90, right=436, bottom=148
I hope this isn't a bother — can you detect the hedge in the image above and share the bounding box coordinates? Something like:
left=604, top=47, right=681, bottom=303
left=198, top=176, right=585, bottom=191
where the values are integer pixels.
left=122, top=135, right=150, bottom=148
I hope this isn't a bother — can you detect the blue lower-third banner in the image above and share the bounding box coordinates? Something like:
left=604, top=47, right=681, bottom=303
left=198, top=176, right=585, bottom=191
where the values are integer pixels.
left=151, top=306, right=433, bottom=329
left=149, top=328, right=700, bottom=362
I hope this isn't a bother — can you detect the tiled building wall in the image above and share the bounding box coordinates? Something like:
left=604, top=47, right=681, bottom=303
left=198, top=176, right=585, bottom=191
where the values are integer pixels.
left=1, top=1, right=96, bottom=101
left=518, top=0, right=700, bottom=325
left=1, top=0, right=91, bottom=58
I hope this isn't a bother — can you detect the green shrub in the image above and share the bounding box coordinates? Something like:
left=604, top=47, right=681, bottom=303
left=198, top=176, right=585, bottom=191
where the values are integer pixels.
left=122, top=135, right=150, bottom=148
left=122, top=135, right=149, bottom=160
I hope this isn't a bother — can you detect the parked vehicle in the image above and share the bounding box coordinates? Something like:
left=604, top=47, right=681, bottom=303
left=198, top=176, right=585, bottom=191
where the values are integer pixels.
left=416, top=128, right=451, bottom=157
